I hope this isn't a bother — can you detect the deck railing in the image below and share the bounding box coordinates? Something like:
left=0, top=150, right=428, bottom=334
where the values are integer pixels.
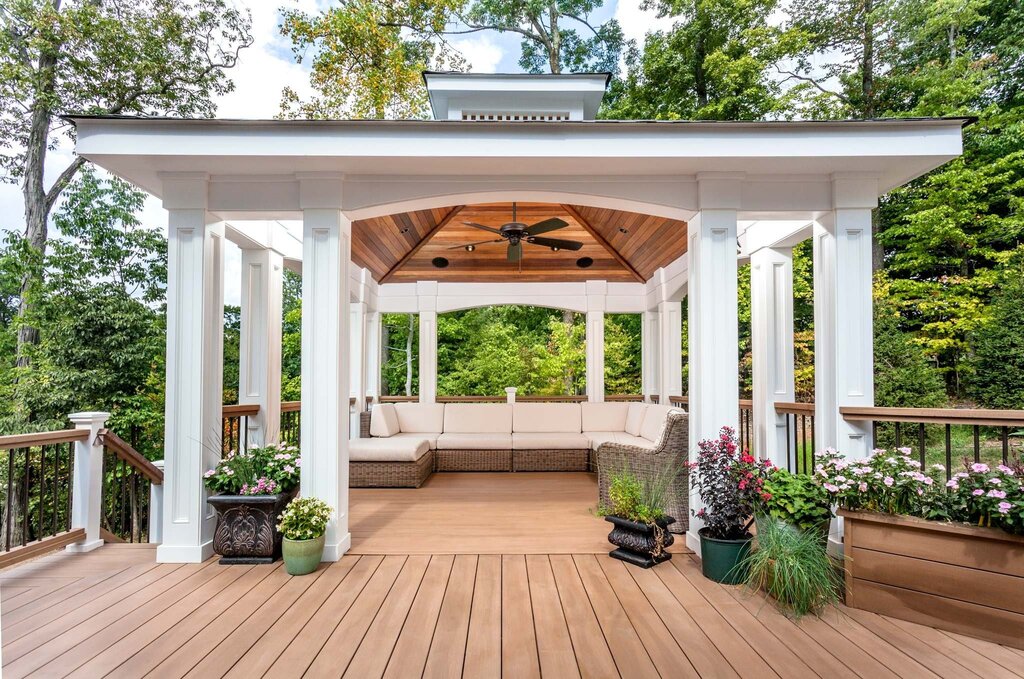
left=774, top=402, right=816, bottom=473
left=666, top=396, right=755, bottom=454
left=97, top=429, right=163, bottom=543
left=379, top=394, right=643, bottom=404
left=221, top=403, right=258, bottom=454
left=0, top=429, right=84, bottom=567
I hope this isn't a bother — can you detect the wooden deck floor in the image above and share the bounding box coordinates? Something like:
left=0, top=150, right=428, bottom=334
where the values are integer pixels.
left=3, top=472, right=1024, bottom=678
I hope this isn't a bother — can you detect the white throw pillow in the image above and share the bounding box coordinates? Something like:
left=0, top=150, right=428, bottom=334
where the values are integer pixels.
left=625, top=403, right=648, bottom=436
left=580, top=402, right=630, bottom=432
left=394, top=402, right=445, bottom=433
left=369, top=403, right=401, bottom=437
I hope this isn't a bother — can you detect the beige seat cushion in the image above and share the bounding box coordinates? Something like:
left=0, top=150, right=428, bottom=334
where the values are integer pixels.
left=580, top=403, right=630, bottom=432
left=512, top=432, right=590, bottom=450
left=394, top=402, right=445, bottom=433
left=390, top=431, right=441, bottom=449
left=443, top=403, right=512, bottom=433
left=584, top=431, right=619, bottom=450
left=369, top=404, right=401, bottom=437
left=512, top=403, right=582, bottom=433
left=436, top=432, right=513, bottom=450
left=625, top=403, right=648, bottom=436
left=349, top=436, right=429, bottom=462
left=614, top=433, right=657, bottom=450
left=639, top=405, right=683, bottom=443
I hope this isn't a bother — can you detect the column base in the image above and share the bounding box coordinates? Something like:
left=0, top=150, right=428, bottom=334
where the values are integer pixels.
left=322, top=532, right=352, bottom=562
left=65, top=538, right=104, bottom=554
left=156, top=540, right=214, bottom=563
left=686, top=531, right=702, bottom=557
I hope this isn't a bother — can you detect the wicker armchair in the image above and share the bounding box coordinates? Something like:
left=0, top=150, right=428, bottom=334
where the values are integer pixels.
left=597, top=411, right=689, bottom=533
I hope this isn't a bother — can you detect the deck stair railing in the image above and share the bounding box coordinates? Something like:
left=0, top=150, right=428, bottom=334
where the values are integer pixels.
left=96, top=429, right=163, bottom=544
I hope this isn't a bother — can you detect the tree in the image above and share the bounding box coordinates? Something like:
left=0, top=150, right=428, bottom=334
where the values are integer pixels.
left=0, top=0, right=252, bottom=372
left=280, top=0, right=622, bottom=119
left=603, top=0, right=789, bottom=120
left=604, top=313, right=641, bottom=394
left=967, top=249, right=1024, bottom=409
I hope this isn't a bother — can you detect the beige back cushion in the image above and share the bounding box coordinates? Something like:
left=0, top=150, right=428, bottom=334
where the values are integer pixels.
left=625, top=403, right=648, bottom=436
left=512, top=403, right=582, bottom=433
left=580, top=402, right=630, bottom=432
left=443, top=403, right=513, bottom=434
left=369, top=404, right=401, bottom=437
left=394, top=402, right=445, bottom=432
left=640, top=405, right=681, bottom=442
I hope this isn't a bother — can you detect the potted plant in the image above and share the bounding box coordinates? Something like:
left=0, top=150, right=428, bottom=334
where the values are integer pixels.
left=761, top=469, right=833, bottom=538
left=690, top=426, right=774, bottom=584
left=814, top=448, right=1024, bottom=649
left=278, top=496, right=333, bottom=576
left=602, top=466, right=680, bottom=568
left=204, top=443, right=301, bottom=564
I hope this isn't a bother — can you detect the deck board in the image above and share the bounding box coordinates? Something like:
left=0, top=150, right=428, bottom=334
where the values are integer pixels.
left=2, top=472, right=1020, bottom=678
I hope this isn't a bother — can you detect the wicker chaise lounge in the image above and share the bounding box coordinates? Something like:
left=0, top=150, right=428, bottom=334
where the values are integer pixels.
left=596, top=411, right=689, bottom=533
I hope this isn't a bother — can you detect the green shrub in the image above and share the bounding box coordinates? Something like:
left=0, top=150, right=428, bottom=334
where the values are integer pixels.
left=604, top=464, right=683, bottom=525
left=762, top=470, right=833, bottom=534
left=873, top=280, right=947, bottom=409
left=967, top=252, right=1024, bottom=409
left=277, top=496, right=333, bottom=541
left=743, top=516, right=842, bottom=618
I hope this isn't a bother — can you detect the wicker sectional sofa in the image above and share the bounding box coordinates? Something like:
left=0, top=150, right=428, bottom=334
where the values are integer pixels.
left=350, top=400, right=683, bottom=489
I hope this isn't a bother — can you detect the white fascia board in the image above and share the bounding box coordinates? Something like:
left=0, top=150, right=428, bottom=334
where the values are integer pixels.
left=73, top=118, right=965, bottom=207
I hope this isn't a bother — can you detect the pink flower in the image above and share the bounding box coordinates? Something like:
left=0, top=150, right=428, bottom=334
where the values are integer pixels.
left=823, top=483, right=839, bottom=493
left=971, top=463, right=990, bottom=473
left=284, top=465, right=295, bottom=473
left=203, top=470, right=215, bottom=478
left=988, top=477, right=1002, bottom=485
left=972, top=489, right=985, bottom=496
left=997, top=501, right=1012, bottom=514
left=997, top=464, right=1014, bottom=475
left=883, top=477, right=894, bottom=487
left=898, top=447, right=912, bottom=456
left=987, top=489, right=1007, bottom=499
left=946, top=479, right=959, bottom=489
left=858, top=482, right=868, bottom=492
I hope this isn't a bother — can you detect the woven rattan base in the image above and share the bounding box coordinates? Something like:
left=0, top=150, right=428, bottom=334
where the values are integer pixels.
left=512, top=449, right=589, bottom=472
left=434, top=449, right=513, bottom=472
left=350, top=451, right=434, bottom=488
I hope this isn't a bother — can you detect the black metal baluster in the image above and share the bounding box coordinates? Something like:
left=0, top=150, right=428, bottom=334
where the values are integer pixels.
left=39, top=447, right=45, bottom=539
left=785, top=414, right=792, bottom=472
left=67, top=442, right=73, bottom=531
left=945, top=425, right=952, bottom=481
left=973, top=426, right=980, bottom=463
left=918, top=424, right=926, bottom=468
left=872, top=421, right=878, bottom=449
left=52, top=443, right=58, bottom=536
left=1002, top=427, right=1009, bottom=466
left=22, top=449, right=30, bottom=545
left=4, top=450, right=12, bottom=551
left=895, top=422, right=902, bottom=449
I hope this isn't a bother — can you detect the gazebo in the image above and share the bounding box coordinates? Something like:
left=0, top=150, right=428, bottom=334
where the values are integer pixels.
left=68, top=72, right=967, bottom=563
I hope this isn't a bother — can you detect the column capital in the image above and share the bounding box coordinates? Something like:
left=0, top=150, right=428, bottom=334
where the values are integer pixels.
left=69, top=411, right=111, bottom=428
left=160, top=173, right=209, bottom=210
left=696, top=172, right=744, bottom=210
left=831, top=173, right=879, bottom=209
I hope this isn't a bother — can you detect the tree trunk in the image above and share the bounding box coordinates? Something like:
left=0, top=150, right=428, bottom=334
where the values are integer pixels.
left=405, top=314, right=414, bottom=397
left=548, top=4, right=560, bottom=73
left=861, top=0, right=875, bottom=118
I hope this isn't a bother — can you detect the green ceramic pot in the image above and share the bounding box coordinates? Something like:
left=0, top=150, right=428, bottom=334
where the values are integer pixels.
left=282, top=535, right=325, bottom=576
left=699, top=528, right=753, bottom=584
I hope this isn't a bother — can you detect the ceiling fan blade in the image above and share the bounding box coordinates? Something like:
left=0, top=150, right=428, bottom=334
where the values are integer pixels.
left=447, top=239, right=503, bottom=250
left=463, top=221, right=503, bottom=234
left=507, top=242, right=523, bottom=262
left=527, top=236, right=584, bottom=251
left=525, top=218, right=568, bottom=236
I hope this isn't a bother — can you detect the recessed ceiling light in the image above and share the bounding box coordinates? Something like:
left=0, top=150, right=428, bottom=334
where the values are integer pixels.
left=400, top=227, right=410, bottom=234
left=431, top=257, right=449, bottom=268
left=576, top=257, right=593, bottom=269
left=618, top=227, right=629, bottom=234
left=465, top=244, right=476, bottom=252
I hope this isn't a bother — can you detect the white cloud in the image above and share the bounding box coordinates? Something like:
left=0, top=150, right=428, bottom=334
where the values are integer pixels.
left=449, top=35, right=505, bottom=73
left=613, top=0, right=676, bottom=46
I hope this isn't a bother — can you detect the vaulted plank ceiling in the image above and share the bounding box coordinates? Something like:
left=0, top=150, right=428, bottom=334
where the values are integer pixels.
left=350, top=203, right=688, bottom=284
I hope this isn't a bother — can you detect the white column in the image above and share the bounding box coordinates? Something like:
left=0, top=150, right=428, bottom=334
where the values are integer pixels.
left=417, top=281, right=438, bottom=403
left=239, top=246, right=284, bottom=447
left=687, top=175, right=741, bottom=554
left=299, top=175, right=351, bottom=561
left=149, top=460, right=164, bottom=544
left=350, top=301, right=368, bottom=436
left=656, top=301, right=683, bottom=402
left=641, top=310, right=659, bottom=402
left=158, top=191, right=224, bottom=563
left=750, top=246, right=795, bottom=468
left=66, top=411, right=108, bottom=553
left=366, top=310, right=381, bottom=403
left=585, top=310, right=605, bottom=402
left=814, top=176, right=876, bottom=458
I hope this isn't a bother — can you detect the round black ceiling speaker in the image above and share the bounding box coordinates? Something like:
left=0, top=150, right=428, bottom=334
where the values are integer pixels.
left=576, top=257, right=594, bottom=269
left=431, top=257, right=449, bottom=268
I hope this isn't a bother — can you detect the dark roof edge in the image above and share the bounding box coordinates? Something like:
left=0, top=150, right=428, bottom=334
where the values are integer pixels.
left=422, top=70, right=613, bottom=87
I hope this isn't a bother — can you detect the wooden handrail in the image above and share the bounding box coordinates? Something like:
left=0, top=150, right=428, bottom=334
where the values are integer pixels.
left=281, top=401, right=301, bottom=413
left=98, top=429, right=164, bottom=485
left=222, top=403, right=260, bottom=418
left=668, top=396, right=687, bottom=406
left=0, top=429, right=88, bottom=451
left=605, top=395, right=645, bottom=402
left=840, top=406, right=1024, bottom=427
left=0, top=529, right=86, bottom=570
left=775, top=402, right=815, bottom=415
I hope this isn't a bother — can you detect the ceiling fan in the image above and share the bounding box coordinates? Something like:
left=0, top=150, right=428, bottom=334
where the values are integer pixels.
left=449, top=202, right=583, bottom=268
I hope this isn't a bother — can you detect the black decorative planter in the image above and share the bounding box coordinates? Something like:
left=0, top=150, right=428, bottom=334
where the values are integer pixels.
left=605, top=515, right=676, bottom=568
left=208, top=490, right=297, bottom=565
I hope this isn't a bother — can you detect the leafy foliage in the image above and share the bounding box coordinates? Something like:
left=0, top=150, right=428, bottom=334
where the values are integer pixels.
left=761, top=469, right=832, bottom=534
left=690, top=427, right=774, bottom=539
left=966, top=250, right=1024, bottom=408
left=743, top=516, right=842, bottom=618
left=278, top=496, right=333, bottom=541
left=603, top=463, right=683, bottom=524
left=203, top=444, right=300, bottom=496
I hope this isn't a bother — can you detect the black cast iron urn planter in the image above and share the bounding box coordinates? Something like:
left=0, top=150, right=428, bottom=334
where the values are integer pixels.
left=605, top=515, right=676, bottom=568
left=208, top=489, right=297, bottom=565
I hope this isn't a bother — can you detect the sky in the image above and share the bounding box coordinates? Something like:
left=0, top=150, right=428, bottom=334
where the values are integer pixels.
left=0, top=0, right=675, bottom=305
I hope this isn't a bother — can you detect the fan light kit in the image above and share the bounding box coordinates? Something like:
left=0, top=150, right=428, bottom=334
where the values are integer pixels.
left=450, top=202, right=583, bottom=272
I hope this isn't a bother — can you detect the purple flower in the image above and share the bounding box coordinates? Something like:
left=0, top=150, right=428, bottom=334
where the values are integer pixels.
left=987, top=489, right=1007, bottom=499
left=971, top=463, right=990, bottom=473
left=823, top=483, right=839, bottom=493
left=858, top=482, right=868, bottom=492
left=988, top=477, right=1002, bottom=485
left=997, top=464, right=1014, bottom=475
left=946, top=479, right=959, bottom=489
left=997, top=501, right=1012, bottom=514
left=898, top=447, right=912, bottom=456
left=883, top=476, right=894, bottom=487
left=972, top=489, right=985, bottom=496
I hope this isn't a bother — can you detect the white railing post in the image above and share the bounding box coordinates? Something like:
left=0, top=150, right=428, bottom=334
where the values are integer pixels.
left=149, top=460, right=165, bottom=544
left=505, top=387, right=517, bottom=403
left=67, top=411, right=109, bottom=553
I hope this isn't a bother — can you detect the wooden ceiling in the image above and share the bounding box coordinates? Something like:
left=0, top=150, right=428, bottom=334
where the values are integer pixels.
left=351, top=202, right=688, bottom=284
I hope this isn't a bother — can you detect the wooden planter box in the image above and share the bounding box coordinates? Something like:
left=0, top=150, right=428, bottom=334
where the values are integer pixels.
left=840, top=509, right=1024, bottom=649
